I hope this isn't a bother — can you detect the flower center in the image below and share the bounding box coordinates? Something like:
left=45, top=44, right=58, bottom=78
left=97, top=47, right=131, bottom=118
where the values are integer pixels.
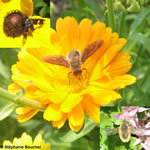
left=69, top=69, right=88, bottom=93
left=3, top=10, right=24, bottom=38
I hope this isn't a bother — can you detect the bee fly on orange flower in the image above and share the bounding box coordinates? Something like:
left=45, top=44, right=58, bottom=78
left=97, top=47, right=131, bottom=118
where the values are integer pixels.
left=43, top=40, right=103, bottom=72
left=118, top=121, right=131, bottom=143
left=42, top=40, right=103, bottom=84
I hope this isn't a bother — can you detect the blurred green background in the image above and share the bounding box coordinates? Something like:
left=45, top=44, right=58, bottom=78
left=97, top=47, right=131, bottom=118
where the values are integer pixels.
left=1, top=0, right=150, bottom=150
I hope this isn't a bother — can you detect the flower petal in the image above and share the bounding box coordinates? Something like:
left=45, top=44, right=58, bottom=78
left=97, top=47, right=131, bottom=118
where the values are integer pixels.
left=87, top=85, right=121, bottom=106
left=90, top=21, right=106, bottom=42
left=52, top=114, right=67, bottom=129
left=68, top=103, right=84, bottom=132
left=55, top=18, right=71, bottom=54
left=17, top=107, right=39, bottom=122
left=79, top=19, right=92, bottom=50
left=82, top=97, right=100, bottom=123
left=44, top=103, right=63, bottom=121
left=106, top=52, right=132, bottom=76
left=20, top=0, right=33, bottom=16
left=61, top=93, right=83, bottom=113
left=24, top=17, right=51, bottom=48
left=63, top=17, right=79, bottom=50
left=0, top=29, right=23, bottom=48
left=16, top=107, right=33, bottom=114
left=90, top=74, right=136, bottom=90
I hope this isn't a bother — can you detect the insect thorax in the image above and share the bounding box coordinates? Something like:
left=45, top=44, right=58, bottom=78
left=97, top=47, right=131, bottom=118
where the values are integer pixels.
left=23, top=15, right=34, bottom=31
left=67, top=49, right=81, bottom=70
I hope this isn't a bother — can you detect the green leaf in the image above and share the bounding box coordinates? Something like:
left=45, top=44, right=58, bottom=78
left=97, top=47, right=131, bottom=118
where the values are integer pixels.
left=140, top=67, right=150, bottom=94
left=0, top=116, right=25, bottom=144
left=33, top=0, right=46, bottom=8
left=87, top=1, right=104, bottom=17
left=130, top=52, right=138, bottom=65
left=0, top=59, right=10, bottom=80
left=0, top=103, right=17, bottom=121
left=39, top=6, right=48, bottom=17
left=100, top=128, right=108, bottom=149
left=128, top=33, right=150, bottom=52
left=69, top=0, right=75, bottom=8
left=100, top=111, right=113, bottom=128
left=59, top=119, right=97, bottom=142
left=77, top=0, right=86, bottom=8
left=129, top=137, right=142, bottom=150
left=82, top=7, right=98, bottom=21
left=130, top=8, right=150, bottom=35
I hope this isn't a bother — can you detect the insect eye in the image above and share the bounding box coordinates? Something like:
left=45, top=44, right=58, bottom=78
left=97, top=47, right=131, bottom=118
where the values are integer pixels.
left=3, top=10, right=24, bottom=38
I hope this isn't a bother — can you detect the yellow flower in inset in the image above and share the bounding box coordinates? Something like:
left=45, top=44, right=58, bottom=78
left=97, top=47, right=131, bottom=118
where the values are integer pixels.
left=0, top=0, right=50, bottom=48
left=9, top=17, right=136, bottom=131
left=0, top=132, right=50, bottom=150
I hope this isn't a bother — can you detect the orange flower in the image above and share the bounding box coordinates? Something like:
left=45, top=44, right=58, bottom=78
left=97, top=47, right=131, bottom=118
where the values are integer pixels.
left=9, top=17, right=136, bottom=131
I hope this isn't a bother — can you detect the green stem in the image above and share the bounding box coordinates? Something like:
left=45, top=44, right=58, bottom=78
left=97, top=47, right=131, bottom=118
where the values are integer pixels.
left=118, top=12, right=125, bottom=37
left=0, top=88, right=16, bottom=102
left=0, top=88, right=45, bottom=110
left=106, top=0, right=115, bottom=32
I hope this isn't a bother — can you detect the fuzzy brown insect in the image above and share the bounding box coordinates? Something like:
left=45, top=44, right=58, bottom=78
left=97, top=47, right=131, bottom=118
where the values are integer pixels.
left=3, top=10, right=45, bottom=38
left=42, top=40, right=103, bottom=76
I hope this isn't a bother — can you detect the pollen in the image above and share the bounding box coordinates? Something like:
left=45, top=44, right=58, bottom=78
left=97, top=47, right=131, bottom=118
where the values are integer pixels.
left=3, top=11, right=24, bottom=38
left=69, top=69, right=88, bottom=92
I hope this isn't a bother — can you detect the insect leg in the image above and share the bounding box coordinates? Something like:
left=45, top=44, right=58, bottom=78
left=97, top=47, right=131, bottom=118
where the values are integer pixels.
left=68, top=72, right=72, bottom=87
left=23, top=32, right=27, bottom=39
left=82, top=68, right=88, bottom=79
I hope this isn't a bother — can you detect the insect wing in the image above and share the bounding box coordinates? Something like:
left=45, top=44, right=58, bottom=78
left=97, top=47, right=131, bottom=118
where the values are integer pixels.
left=31, top=19, right=45, bottom=25
left=42, top=55, right=70, bottom=68
left=81, top=40, right=103, bottom=63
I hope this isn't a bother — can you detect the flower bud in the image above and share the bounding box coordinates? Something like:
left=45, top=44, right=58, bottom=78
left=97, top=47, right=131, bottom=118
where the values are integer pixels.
left=126, top=0, right=133, bottom=6
left=127, top=1, right=141, bottom=12
left=114, top=2, right=126, bottom=12
left=114, top=0, right=150, bottom=13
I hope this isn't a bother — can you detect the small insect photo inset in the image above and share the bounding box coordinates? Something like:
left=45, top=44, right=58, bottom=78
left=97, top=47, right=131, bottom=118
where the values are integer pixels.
left=100, top=107, right=150, bottom=150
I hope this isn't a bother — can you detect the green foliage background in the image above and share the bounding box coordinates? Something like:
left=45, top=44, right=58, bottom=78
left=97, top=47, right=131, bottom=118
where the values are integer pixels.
left=0, top=0, right=150, bottom=150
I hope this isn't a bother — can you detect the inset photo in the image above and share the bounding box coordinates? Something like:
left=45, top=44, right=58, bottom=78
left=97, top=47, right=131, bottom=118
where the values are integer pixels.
left=0, top=0, right=50, bottom=48
left=100, top=107, right=150, bottom=150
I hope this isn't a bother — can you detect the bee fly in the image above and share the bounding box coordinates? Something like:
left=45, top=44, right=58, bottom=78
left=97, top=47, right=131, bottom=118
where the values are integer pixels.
left=118, top=121, right=131, bottom=143
left=42, top=40, right=103, bottom=79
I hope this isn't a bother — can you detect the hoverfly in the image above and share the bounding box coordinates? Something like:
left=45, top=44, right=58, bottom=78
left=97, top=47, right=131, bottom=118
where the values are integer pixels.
left=118, top=121, right=131, bottom=143
left=42, top=40, right=103, bottom=78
